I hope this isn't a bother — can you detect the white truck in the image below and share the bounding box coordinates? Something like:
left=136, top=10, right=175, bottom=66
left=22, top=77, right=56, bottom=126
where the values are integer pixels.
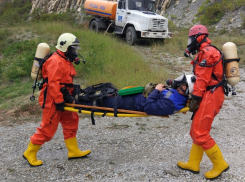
left=84, top=0, right=172, bottom=45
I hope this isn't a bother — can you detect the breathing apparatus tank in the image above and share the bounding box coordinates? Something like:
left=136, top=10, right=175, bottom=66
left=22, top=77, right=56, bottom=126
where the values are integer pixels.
left=222, top=42, right=240, bottom=86
left=31, top=43, right=50, bottom=81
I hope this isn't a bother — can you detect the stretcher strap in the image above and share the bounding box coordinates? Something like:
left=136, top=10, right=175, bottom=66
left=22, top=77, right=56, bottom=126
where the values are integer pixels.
left=114, top=95, right=119, bottom=117
left=102, top=111, right=107, bottom=117
left=91, top=110, right=95, bottom=125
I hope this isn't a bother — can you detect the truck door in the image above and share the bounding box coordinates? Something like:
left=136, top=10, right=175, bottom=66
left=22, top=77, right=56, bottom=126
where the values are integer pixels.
left=116, top=0, right=127, bottom=28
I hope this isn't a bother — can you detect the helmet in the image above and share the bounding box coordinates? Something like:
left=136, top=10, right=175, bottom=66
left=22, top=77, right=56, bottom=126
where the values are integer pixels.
left=56, top=33, right=80, bottom=52
left=189, top=24, right=208, bottom=37
left=186, top=74, right=196, bottom=95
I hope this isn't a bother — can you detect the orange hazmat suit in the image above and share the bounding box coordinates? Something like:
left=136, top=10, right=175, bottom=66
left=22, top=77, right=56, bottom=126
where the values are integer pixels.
left=30, top=50, right=79, bottom=145
left=190, top=36, right=224, bottom=150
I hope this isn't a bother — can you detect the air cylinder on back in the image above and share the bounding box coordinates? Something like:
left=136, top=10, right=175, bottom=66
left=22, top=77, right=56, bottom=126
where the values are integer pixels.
left=31, top=43, right=50, bottom=81
left=222, top=42, right=240, bottom=86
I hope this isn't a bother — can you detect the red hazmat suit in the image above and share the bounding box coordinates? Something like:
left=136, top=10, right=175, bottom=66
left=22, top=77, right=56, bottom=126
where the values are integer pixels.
left=30, top=50, right=79, bottom=145
left=190, top=36, right=224, bottom=150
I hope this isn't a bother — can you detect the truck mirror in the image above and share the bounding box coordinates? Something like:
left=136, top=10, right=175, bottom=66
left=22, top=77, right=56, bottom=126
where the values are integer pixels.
left=158, top=6, right=161, bottom=11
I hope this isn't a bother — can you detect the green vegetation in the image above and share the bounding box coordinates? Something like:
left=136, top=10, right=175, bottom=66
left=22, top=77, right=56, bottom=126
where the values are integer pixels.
left=171, top=15, right=177, bottom=19
left=0, top=0, right=32, bottom=26
left=195, top=0, right=245, bottom=25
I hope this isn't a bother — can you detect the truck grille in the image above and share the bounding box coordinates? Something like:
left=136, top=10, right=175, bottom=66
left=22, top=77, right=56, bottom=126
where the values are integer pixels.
left=149, top=19, right=167, bottom=31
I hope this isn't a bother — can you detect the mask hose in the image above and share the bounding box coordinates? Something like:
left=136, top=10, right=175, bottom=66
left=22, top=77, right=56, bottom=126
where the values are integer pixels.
left=78, top=53, right=86, bottom=64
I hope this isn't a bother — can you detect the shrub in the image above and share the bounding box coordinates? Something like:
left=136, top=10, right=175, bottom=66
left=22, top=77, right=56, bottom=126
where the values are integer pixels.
left=2, top=40, right=36, bottom=81
left=0, top=0, right=32, bottom=25
left=171, top=15, right=177, bottom=19
left=31, top=9, right=77, bottom=24
left=242, top=16, right=245, bottom=29
left=195, top=0, right=245, bottom=26
left=195, top=3, right=224, bottom=25
left=168, top=20, right=176, bottom=31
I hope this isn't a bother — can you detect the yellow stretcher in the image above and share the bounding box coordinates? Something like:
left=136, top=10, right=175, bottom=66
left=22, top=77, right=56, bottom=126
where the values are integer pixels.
left=64, top=102, right=190, bottom=118
left=64, top=85, right=190, bottom=118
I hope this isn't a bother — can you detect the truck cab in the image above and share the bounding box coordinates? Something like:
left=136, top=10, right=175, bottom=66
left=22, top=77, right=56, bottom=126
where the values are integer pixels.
left=115, top=0, right=172, bottom=45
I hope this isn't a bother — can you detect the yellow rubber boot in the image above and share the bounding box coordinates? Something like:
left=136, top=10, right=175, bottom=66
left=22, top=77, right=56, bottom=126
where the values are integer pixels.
left=23, top=141, right=43, bottom=167
left=177, top=143, right=204, bottom=173
left=65, top=137, right=91, bottom=159
left=204, top=144, right=229, bottom=179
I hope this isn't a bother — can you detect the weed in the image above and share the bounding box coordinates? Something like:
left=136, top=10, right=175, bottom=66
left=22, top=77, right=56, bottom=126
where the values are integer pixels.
left=242, top=16, right=245, bottom=29
left=109, top=161, right=115, bottom=164
left=14, top=102, right=41, bottom=117
left=138, top=126, right=146, bottom=131
left=7, top=168, right=15, bottom=172
left=171, top=15, right=177, bottom=19
left=136, top=122, right=147, bottom=126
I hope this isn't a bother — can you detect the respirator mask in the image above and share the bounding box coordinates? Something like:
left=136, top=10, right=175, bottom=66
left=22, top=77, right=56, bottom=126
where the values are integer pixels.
left=166, top=74, right=187, bottom=89
left=67, top=45, right=81, bottom=65
left=185, top=36, right=198, bottom=56
left=184, top=34, right=208, bottom=57
left=166, top=74, right=196, bottom=95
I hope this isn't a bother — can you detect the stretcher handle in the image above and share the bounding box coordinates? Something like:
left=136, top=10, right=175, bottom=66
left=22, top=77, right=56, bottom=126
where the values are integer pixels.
left=65, top=103, right=169, bottom=118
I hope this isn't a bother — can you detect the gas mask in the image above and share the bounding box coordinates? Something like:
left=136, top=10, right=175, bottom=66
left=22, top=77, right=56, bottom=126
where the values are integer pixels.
left=66, top=45, right=81, bottom=65
left=166, top=74, right=186, bottom=89
left=166, top=74, right=196, bottom=95
left=184, top=34, right=208, bottom=57
left=185, top=36, right=198, bottom=56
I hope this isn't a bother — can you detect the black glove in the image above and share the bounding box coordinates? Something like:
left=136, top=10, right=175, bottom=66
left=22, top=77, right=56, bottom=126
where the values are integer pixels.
left=55, top=101, right=65, bottom=112
left=60, top=87, right=75, bottom=103
left=189, top=95, right=202, bottom=112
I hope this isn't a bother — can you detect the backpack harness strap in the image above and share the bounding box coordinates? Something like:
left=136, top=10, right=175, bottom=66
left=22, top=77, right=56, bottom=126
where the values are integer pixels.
left=41, top=52, right=72, bottom=109
left=193, top=45, right=229, bottom=96
left=41, top=78, right=48, bottom=109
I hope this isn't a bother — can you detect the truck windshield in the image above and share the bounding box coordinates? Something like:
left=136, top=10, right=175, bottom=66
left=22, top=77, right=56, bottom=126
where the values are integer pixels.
left=128, top=0, right=156, bottom=12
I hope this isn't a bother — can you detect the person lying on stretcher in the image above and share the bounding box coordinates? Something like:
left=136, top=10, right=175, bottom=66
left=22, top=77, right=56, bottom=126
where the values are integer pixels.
left=62, top=74, right=196, bottom=116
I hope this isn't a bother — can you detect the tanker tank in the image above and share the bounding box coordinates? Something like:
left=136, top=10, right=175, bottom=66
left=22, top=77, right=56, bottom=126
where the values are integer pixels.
left=84, top=0, right=118, bottom=20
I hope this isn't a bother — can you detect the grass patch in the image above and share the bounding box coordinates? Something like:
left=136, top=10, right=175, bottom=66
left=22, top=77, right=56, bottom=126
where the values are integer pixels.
left=14, top=102, right=42, bottom=117
left=107, top=123, right=130, bottom=129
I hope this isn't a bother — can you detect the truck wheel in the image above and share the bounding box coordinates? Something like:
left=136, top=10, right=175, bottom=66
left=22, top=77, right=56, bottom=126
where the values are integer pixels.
left=126, top=26, right=137, bottom=45
left=89, top=20, right=99, bottom=32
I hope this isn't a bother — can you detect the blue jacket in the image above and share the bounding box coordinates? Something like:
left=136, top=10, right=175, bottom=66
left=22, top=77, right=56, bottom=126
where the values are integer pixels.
left=100, top=88, right=188, bottom=116
left=142, top=89, right=188, bottom=115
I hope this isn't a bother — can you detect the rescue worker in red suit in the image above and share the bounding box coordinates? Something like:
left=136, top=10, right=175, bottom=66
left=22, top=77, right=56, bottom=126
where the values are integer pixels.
left=23, top=33, right=90, bottom=166
left=177, top=25, right=229, bottom=180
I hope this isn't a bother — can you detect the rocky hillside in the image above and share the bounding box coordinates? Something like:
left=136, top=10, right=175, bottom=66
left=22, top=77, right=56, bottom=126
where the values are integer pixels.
left=30, top=0, right=245, bottom=31
left=166, top=0, right=245, bottom=32
left=30, top=0, right=85, bottom=14
left=1, top=0, right=244, bottom=31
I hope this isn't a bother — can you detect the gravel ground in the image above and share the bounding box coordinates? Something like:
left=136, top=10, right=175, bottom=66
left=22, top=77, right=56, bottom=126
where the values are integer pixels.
left=1, top=49, right=245, bottom=181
